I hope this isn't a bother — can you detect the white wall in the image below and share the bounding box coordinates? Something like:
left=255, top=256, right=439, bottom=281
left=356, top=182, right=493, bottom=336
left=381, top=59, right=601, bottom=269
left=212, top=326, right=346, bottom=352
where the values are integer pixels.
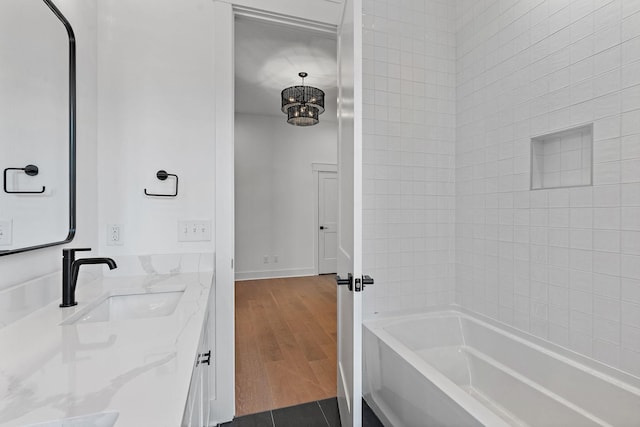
left=96, top=0, right=216, bottom=257
left=235, top=113, right=337, bottom=279
left=455, top=0, right=640, bottom=377
left=361, top=0, right=457, bottom=316
left=1, top=0, right=217, bottom=286
left=0, top=0, right=98, bottom=291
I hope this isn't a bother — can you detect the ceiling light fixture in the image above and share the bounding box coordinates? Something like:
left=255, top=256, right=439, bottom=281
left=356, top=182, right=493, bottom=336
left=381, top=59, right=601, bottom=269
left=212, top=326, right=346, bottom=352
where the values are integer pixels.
left=281, top=72, right=325, bottom=126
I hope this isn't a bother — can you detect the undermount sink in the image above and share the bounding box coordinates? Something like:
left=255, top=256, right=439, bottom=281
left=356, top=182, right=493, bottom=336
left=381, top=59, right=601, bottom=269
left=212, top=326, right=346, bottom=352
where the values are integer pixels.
left=24, top=411, right=119, bottom=427
left=61, top=287, right=185, bottom=325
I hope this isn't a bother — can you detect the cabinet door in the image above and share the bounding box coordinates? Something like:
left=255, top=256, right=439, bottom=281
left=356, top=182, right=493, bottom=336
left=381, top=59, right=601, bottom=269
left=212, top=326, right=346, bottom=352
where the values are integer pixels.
left=182, top=363, right=202, bottom=427
left=192, top=369, right=203, bottom=427
left=200, top=317, right=211, bottom=426
left=182, top=312, right=211, bottom=427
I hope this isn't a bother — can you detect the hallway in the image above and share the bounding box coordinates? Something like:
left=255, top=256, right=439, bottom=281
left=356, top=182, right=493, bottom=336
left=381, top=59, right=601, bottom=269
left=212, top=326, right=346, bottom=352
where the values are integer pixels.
left=235, top=275, right=337, bottom=416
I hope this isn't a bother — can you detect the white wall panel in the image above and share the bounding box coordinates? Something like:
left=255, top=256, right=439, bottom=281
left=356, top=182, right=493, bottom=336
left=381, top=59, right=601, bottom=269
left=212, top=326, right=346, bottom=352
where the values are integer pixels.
left=96, top=0, right=216, bottom=256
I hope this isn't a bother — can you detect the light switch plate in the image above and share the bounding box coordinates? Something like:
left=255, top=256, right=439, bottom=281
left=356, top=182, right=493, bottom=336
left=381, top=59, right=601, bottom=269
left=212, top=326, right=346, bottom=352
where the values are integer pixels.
left=178, top=220, right=212, bottom=242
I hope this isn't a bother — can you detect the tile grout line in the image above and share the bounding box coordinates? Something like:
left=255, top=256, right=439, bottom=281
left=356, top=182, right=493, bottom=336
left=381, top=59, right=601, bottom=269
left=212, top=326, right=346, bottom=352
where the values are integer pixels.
left=317, top=400, right=331, bottom=427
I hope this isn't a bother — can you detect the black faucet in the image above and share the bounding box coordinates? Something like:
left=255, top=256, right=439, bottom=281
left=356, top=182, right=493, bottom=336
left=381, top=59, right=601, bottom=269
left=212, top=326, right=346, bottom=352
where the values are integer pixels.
left=60, top=248, right=117, bottom=308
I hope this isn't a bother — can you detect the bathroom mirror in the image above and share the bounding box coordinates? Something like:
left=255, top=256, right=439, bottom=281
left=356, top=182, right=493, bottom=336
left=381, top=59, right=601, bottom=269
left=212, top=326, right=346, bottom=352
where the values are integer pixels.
left=0, top=0, right=76, bottom=256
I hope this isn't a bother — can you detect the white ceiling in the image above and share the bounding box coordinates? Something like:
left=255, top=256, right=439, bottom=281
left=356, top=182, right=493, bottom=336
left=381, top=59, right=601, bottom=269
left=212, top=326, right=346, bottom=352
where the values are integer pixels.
left=234, top=17, right=337, bottom=121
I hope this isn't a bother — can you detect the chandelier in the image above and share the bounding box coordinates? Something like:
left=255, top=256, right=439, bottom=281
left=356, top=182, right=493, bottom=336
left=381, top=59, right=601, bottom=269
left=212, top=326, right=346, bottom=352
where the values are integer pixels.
left=281, top=72, right=325, bottom=126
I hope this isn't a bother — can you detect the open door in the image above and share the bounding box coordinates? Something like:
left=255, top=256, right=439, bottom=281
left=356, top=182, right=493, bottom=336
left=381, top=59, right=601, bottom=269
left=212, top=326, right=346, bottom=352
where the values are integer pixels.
left=336, top=0, right=366, bottom=426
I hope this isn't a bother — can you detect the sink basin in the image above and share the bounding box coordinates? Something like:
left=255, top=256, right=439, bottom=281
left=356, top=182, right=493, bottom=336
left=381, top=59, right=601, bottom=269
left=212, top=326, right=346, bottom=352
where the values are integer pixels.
left=62, top=287, right=185, bottom=325
left=24, top=411, right=119, bottom=427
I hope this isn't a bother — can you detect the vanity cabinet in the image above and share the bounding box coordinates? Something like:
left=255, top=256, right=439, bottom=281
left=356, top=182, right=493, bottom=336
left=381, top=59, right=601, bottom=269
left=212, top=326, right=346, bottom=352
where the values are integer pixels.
left=182, top=311, right=212, bottom=427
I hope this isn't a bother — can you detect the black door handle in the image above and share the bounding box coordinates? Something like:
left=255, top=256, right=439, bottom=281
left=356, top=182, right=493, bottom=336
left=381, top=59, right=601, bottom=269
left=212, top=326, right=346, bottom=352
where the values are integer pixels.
left=336, top=273, right=353, bottom=291
left=320, top=226, right=326, bottom=230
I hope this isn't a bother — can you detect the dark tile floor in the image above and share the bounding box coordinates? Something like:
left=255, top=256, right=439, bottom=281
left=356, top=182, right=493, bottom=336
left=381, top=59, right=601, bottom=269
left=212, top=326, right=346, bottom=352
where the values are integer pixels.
left=219, top=397, right=383, bottom=427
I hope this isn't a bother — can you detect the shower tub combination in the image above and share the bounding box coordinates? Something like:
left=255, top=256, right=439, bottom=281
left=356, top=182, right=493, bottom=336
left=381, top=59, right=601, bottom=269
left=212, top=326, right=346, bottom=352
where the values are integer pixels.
left=363, top=310, right=640, bottom=426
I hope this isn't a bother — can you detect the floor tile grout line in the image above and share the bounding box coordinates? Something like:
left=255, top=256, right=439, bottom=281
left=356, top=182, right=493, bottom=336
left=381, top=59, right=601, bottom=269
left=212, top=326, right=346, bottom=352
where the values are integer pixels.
left=316, top=400, right=331, bottom=427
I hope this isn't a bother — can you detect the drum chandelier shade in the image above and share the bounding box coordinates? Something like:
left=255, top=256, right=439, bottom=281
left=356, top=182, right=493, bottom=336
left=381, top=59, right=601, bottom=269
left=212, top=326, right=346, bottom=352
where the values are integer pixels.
left=281, top=72, right=325, bottom=126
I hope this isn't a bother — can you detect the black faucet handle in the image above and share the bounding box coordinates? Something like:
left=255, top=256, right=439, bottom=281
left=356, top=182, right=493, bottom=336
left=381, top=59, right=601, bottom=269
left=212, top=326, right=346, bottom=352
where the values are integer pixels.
left=63, top=248, right=92, bottom=259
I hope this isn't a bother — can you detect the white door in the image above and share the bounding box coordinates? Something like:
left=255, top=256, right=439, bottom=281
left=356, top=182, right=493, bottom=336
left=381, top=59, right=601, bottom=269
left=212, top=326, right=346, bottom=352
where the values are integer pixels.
left=318, top=171, right=338, bottom=274
left=336, top=0, right=364, bottom=426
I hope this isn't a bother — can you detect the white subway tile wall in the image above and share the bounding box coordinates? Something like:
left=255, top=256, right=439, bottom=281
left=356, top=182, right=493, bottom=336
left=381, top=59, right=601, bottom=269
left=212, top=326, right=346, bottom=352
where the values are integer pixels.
left=456, top=0, right=640, bottom=376
left=362, top=0, right=457, bottom=315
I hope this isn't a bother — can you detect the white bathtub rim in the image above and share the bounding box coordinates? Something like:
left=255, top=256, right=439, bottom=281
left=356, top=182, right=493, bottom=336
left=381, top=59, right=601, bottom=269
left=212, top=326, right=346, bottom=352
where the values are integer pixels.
left=364, top=306, right=640, bottom=394
left=364, top=309, right=640, bottom=427
left=366, top=323, right=512, bottom=427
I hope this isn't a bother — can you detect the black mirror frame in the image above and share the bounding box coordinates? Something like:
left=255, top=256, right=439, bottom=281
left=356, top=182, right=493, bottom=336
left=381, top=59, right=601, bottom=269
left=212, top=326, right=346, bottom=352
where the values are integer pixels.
left=0, top=0, right=76, bottom=257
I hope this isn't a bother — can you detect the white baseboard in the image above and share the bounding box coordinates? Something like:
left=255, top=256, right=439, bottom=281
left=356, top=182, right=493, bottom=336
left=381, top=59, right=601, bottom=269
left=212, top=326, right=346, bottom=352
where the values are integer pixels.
left=235, top=267, right=317, bottom=281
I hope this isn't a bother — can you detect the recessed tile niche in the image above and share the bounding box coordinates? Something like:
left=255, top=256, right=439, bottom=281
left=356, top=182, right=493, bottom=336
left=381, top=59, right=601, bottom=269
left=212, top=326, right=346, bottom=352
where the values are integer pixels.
left=530, top=124, right=593, bottom=190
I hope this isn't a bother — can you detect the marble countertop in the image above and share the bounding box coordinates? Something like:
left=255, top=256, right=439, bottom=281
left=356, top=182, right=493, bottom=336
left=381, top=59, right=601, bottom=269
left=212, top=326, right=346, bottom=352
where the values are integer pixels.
left=0, top=254, right=213, bottom=427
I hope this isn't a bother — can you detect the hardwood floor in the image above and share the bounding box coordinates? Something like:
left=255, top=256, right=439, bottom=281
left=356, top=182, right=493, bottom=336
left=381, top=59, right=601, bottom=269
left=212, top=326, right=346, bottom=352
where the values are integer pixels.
left=235, top=275, right=337, bottom=416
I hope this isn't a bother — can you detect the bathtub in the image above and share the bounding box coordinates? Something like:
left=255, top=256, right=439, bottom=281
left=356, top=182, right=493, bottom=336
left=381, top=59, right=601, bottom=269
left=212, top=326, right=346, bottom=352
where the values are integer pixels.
left=363, top=310, right=640, bottom=427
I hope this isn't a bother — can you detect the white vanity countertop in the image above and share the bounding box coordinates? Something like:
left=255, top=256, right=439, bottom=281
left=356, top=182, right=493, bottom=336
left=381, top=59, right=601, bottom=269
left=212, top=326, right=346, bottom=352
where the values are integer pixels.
left=0, top=266, right=213, bottom=427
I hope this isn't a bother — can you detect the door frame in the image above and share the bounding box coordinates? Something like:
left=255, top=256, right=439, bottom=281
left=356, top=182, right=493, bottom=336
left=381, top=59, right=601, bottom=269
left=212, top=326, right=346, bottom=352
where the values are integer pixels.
left=212, top=3, right=341, bottom=424
left=312, top=163, right=337, bottom=275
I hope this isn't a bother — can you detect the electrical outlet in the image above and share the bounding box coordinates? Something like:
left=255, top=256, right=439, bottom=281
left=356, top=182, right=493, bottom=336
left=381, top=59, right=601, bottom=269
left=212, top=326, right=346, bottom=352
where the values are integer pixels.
left=107, top=224, right=123, bottom=246
left=273, top=255, right=278, bottom=263
left=263, top=255, right=269, bottom=264
left=0, top=220, right=12, bottom=246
